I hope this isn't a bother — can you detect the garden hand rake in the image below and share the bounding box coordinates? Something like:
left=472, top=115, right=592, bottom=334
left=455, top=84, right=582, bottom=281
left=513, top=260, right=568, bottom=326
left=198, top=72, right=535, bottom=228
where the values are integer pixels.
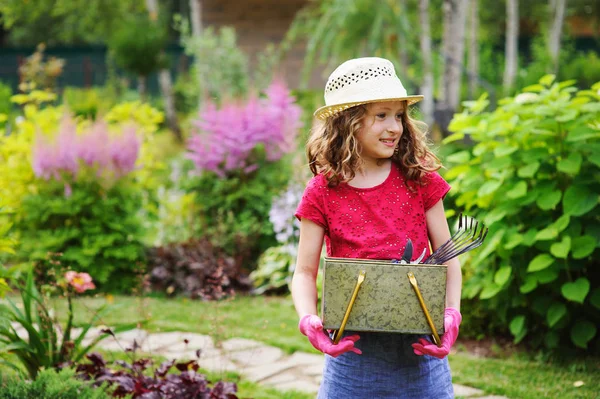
left=423, top=214, right=488, bottom=265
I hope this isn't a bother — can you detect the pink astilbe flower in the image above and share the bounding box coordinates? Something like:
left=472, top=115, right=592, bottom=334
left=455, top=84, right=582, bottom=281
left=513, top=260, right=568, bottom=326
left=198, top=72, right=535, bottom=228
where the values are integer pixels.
left=65, top=271, right=96, bottom=293
left=187, top=81, right=302, bottom=177
left=32, top=115, right=142, bottom=192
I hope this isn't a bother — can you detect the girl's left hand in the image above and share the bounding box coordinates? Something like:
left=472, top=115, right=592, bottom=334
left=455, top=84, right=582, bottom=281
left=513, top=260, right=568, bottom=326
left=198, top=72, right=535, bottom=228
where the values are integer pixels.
left=411, top=307, right=462, bottom=359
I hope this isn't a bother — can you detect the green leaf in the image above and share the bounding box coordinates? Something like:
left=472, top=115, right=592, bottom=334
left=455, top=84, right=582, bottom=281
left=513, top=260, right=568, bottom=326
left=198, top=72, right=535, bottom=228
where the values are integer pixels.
left=522, top=228, right=538, bottom=246
left=509, top=315, right=526, bottom=336
left=517, top=162, right=540, bottom=178
left=506, top=181, right=527, bottom=199
left=478, top=180, right=502, bottom=197
left=550, top=236, right=571, bottom=258
left=570, top=320, right=597, bottom=349
left=563, top=185, right=598, bottom=216
left=555, top=109, right=578, bottom=122
left=504, top=233, right=523, bottom=250
left=539, top=74, right=556, bottom=86
left=544, top=331, right=560, bottom=349
left=537, top=190, right=562, bottom=210
left=520, top=277, right=537, bottom=293
left=547, top=303, right=567, bottom=327
left=590, top=288, right=600, bottom=310
left=566, top=125, right=600, bottom=142
left=536, top=226, right=558, bottom=241
left=552, top=214, right=570, bottom=233
left=527, top=254, right=554, bottom=272
left=446, top=151, right=471, bottom=164
left=480, top=283, right=502, bottom=300
left=556, top=152, right=583, bottom=175
left=522, top=84, right=545, bottom=92
left=561, top=278, right=590, bottom=303
left=494, top=266, right=512, bottom=286
left=571, top=235, right=597, bottom=259
left=534, top=268, right=559, bottom=284
left=494, top=144, right=518, bottom=157
left=483, top=209, right=507, bottom=226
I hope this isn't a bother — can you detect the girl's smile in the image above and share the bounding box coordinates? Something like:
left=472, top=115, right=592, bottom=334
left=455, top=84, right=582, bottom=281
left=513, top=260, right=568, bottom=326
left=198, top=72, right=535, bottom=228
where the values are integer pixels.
left=355, top=101, right=406, bottom=168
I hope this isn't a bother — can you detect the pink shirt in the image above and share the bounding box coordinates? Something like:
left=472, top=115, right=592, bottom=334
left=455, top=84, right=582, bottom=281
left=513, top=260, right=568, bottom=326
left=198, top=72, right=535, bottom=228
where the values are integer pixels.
left=295, top=164, right=451, bottom=260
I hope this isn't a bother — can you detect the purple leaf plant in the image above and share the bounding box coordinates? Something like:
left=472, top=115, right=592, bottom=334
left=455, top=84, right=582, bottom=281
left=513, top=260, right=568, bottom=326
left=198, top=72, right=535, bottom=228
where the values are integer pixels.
left=32, top=115, right=141, bottom=195
left=186, top=80, right=301, bottom=177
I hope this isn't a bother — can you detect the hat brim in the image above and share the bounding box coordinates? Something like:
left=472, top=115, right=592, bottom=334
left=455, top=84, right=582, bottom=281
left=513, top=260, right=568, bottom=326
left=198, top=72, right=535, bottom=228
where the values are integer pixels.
left=314, top=95, right=424, bottom=120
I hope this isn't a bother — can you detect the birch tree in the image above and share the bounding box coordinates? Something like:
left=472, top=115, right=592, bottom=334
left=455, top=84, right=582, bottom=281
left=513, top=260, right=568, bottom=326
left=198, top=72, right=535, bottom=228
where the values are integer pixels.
left=548, top=0, right=567, bottom=73
left=418, top=0, right=434, bottom=127
left=145, top=0, right=182, bottom=142
left=467, top=0, right=479, bottom=98
left=503, top=0, right=519, bottom=94
left=439, top=0, right=468, bottom=134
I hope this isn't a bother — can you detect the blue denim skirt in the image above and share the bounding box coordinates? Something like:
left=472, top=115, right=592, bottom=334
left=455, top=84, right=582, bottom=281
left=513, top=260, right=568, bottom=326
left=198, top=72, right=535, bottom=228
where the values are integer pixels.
left=317, top=332, right=454, bottom=399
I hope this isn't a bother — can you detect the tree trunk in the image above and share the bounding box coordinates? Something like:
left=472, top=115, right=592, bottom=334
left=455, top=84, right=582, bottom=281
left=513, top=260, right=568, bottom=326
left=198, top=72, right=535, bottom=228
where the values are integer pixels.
left=503, top=0, right=519, bottom=95
left=467, top=0, right=479, bottom=98
left=438, top=0, right=468, bottom=135
left=189, top=0, right=206, bottom=107
left=398, top=0, right=409, bottom=80
left=137, top=76, right=147, bottom=101
left=145, top=0, right=182, bottom=142
left=548, top=0, right=567, bottom=72
left=419, top=0, right=434, bottom=128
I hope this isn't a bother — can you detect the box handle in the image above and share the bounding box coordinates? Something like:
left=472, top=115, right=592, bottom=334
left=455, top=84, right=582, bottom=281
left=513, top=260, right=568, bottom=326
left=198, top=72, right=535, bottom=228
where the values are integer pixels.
left=331, top=270, right=366, bottom=344
left=407, top=272, right=442, bottom=347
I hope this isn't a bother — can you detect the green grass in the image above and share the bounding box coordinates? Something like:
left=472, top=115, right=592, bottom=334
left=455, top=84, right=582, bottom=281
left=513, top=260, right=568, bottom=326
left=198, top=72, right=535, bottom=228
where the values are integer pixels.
left=5, top=294, right=600, bottom=398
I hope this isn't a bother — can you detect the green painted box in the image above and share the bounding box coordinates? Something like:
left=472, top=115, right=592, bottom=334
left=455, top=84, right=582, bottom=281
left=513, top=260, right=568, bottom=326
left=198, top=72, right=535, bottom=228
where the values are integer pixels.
left=322, top=257, right=447, bottom=334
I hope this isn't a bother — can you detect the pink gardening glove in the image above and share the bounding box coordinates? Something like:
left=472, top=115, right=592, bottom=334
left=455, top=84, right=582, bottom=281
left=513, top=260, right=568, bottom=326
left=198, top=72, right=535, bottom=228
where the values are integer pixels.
left=299, top=314, right=362, bottom=357
left=412, top=307, right=462, bottom=359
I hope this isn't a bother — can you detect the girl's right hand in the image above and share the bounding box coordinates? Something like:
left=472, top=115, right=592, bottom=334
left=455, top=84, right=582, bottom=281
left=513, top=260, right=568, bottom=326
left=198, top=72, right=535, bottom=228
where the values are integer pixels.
left=298, top=314, right=362, bottom=357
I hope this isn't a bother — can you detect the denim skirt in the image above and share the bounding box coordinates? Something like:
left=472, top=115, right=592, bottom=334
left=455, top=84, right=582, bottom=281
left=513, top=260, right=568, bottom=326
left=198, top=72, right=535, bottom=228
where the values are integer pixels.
left=317, top=332, right=454, bottom=399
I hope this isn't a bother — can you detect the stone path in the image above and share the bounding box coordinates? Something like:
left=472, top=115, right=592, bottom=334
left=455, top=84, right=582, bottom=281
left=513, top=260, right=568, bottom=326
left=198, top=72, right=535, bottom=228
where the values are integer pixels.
left=13, top=324, right=509, bottom=398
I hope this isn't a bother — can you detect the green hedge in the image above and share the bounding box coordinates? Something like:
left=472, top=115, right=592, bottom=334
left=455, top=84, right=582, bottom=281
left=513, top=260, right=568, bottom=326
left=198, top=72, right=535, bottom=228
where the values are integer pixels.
left=445, top=76, right=600, bottom=352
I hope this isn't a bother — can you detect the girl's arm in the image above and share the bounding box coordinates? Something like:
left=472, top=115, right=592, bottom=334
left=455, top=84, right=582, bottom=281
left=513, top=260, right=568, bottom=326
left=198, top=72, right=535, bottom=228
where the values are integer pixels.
left=291, top=218, right=325, bottom=318
left=426, top=200, right=462, bottom=311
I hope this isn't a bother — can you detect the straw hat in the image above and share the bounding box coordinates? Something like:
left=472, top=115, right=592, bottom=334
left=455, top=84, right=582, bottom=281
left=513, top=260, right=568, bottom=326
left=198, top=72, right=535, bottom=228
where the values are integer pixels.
left=314, top=57, right=423, bottom=120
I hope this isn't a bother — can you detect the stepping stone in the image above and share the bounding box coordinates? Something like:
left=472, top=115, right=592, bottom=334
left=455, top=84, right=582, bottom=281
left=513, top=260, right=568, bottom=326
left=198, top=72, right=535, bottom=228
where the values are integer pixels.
left=220, top=338, right=262, bottom=352
left=114, top=328, right=148, bottom=344
left=143, top=332, right=214, bottom=353
left=241, top=357, right=300, bottom=382
left=226, top=345, right=284, bottom=367
left=454, top=384, right=484, bottom=397
left=287, top=352, right=324, bottom=366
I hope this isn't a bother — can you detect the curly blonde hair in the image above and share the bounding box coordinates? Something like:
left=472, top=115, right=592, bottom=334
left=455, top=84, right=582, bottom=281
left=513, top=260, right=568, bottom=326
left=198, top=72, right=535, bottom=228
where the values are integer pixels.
left=306, top=102, right=441, bottom=187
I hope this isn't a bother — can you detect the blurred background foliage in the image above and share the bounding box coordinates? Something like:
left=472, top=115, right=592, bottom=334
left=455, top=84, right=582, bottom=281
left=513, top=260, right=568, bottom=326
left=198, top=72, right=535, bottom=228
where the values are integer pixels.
left=0, top=0, right=598, bottom=356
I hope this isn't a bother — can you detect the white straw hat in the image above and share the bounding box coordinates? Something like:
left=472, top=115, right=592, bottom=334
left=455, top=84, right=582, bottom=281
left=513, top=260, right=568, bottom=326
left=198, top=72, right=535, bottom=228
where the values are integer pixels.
left=314, top=57, right=423, bottom=120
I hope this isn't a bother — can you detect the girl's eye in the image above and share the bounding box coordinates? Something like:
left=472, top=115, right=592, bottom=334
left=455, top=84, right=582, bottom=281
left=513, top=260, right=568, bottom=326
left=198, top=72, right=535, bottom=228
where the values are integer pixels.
left=376, top=113, right=386, bottom=119
left=396, top=113, right=404, bottom=119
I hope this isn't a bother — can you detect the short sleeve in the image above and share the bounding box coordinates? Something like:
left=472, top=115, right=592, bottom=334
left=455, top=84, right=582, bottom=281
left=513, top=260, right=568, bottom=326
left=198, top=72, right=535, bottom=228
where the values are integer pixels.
left=421, top=171, right=451, bottom=211
left=295, top=175, right=328, bottom=231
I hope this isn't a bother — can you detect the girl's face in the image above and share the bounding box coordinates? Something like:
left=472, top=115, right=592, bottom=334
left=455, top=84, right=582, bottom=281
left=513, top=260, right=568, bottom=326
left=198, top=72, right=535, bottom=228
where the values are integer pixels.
left=355, top=101, right=406, bottom=167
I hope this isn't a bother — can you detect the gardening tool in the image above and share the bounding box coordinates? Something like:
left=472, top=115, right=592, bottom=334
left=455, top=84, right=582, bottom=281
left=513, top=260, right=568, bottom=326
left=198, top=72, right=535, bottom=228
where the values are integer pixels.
left=407, top=271, right=441, bottom=347
left=423, top=214, right=488, bottom=265
left=414, top=247, right=427, bottom=264
left=331, top=270, right=366, bottom=344
left=400, top=239, right=413, bottom=264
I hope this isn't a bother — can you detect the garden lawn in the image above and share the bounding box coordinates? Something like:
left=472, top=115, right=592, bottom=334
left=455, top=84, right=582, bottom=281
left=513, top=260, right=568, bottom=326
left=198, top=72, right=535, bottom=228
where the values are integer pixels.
left=27, top=295, right=600, bottom=398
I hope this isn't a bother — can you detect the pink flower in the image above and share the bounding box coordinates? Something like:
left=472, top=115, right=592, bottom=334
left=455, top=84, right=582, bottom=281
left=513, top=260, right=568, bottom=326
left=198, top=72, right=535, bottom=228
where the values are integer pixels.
left=187, top=81, right=302, bottom=177
left=65, top=271, right=96, bottom=293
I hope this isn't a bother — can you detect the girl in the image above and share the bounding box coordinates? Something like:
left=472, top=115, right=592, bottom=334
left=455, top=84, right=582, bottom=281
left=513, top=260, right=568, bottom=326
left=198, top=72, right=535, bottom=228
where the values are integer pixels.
left=291, top=57, right=462, bottom=398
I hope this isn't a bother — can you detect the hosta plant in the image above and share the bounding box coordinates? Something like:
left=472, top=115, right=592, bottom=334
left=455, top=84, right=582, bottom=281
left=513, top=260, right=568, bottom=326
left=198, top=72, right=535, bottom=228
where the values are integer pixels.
left=444, top=76, right=600, bottom=352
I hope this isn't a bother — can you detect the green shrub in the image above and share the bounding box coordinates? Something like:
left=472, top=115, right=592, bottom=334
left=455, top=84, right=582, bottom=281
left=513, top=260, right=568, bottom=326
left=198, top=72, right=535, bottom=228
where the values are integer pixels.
left=0, top=81, right=13, bottom=117
left=0, top=368, right=110, bottom=399
left=62, top=87, right=114, bottom=120
left=445, top=75, right=600, bottom=352
left=183, top=155, right=291, bottom=272
left=16, top=180, right=146, bottom=293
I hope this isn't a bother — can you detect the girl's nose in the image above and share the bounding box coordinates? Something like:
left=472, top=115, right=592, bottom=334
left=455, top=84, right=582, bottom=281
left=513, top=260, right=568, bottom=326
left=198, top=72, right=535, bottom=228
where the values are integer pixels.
left=388, top=119, right=403, bottom=134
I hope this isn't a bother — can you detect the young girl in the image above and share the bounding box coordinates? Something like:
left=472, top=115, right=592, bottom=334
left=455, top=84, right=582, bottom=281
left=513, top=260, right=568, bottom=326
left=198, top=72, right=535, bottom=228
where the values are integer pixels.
left=291, top=57, right=462, bottom=398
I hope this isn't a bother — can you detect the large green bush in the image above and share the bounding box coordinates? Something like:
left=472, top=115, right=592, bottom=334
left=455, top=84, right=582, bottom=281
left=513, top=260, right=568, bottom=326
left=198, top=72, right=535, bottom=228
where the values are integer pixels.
left=445, top=76, right=600, bottom=352
left=17, top=180, right=146, bottom=292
